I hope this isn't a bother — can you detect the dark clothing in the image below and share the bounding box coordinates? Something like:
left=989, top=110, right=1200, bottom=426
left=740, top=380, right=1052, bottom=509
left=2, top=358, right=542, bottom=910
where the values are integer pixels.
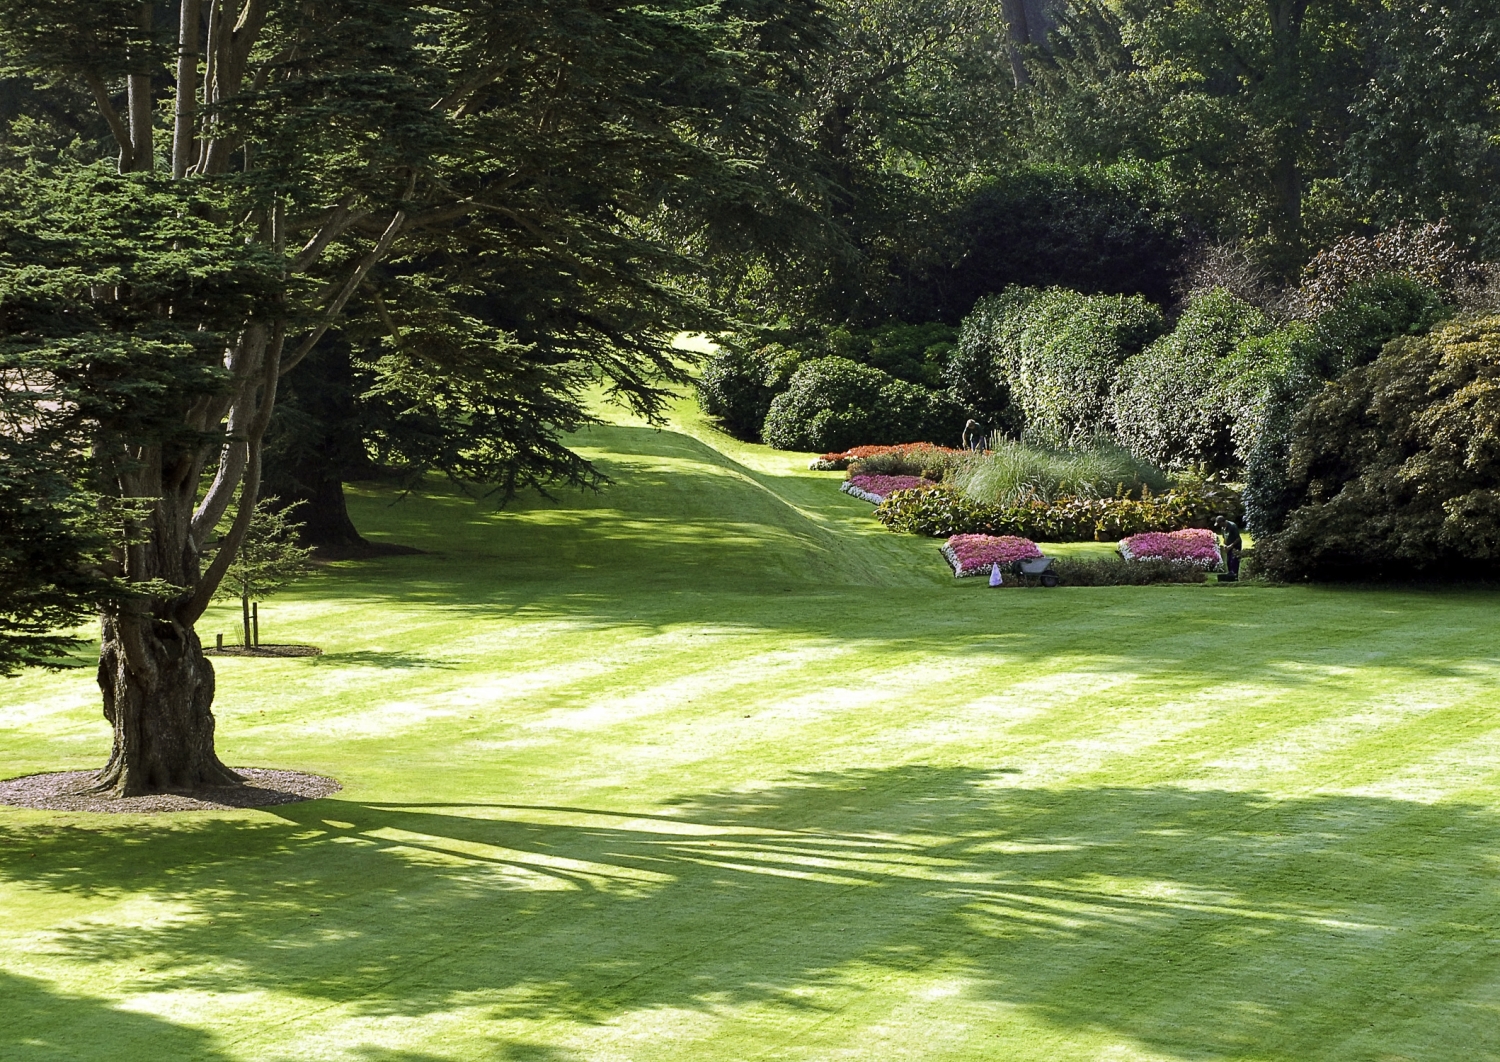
left=1218, top=520, right=1243, bottom=581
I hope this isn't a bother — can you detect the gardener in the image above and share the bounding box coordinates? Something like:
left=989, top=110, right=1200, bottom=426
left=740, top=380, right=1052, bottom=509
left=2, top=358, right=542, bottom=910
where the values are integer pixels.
left=1213, top=516, right=1243, bottom=581
left=962, top=419, right=984, bottom=451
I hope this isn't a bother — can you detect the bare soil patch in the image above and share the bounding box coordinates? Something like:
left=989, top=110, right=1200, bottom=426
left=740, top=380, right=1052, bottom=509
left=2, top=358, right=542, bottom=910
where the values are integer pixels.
left=0, top=768, right=341, bottom=813
left=205, top=644, right=323, bottom=658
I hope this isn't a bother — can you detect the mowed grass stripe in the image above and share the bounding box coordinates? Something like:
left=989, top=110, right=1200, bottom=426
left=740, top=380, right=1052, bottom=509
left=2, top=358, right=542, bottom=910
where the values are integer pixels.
left=3, top=396, right=1500, bottom=1060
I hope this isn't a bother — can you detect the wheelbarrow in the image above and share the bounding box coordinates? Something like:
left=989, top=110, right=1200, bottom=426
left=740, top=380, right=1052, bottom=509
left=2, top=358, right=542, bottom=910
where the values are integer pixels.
left=1008, top=556, right=1060, bottom=587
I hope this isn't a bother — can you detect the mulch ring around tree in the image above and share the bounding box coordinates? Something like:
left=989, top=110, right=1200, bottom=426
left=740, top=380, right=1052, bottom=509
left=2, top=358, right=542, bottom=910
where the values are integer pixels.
left=205, top=644, right=323, bottom=658
left=0, top=768, right=341, bottom=814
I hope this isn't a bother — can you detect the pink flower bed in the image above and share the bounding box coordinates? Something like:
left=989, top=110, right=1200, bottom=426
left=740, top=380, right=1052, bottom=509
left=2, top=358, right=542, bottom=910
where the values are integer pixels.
left=1119, top=528, right=1220, bottom=567
left=844, top=474, right=932, bottom=501
left=942, top=534, right=1043, bottom=577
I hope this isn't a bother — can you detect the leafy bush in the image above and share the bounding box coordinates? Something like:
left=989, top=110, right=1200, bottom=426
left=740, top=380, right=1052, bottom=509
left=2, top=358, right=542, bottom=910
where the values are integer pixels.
left=1048, top=557, right=1209, bottom=586
left=949, top=439, right=1168, bottom=506
left=762, top=357, right=965, bottom=453
left=1292, top=221, right=1476, bottom=317
left=1241, top=276, right=1451, bottom=536
left=696, top=342, right=802, bottom=441
left=823, top=322, right=957, bottom=389
left=955, top=286, right=1165, bottom=448
left=874, top=479, right=1241, bottom=542
left=848, top=447, right=965, bottom=480
left=1257, top=315, right=1500, bottom=581
left=1112, top=288, right=1269, bottom=471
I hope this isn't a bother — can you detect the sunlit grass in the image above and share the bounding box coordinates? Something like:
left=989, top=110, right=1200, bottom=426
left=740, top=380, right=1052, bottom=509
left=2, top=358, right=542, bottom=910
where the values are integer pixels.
left=1, top=393, right=1498, bottom=1061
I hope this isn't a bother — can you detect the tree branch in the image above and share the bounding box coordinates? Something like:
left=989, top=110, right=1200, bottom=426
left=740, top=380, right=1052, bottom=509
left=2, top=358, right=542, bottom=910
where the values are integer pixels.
left=281, top=205, right=410, bottom=376
left=185, top=319, right=284, bottom=623
left=84, top=71, right=134, bottom=172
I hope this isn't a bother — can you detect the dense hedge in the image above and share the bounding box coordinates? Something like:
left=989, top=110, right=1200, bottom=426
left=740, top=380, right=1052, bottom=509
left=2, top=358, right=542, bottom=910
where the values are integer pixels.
left=1257, top=315, right=1500, bottom=581
left=874, top=481, right=1241, bottom=542
left=953, top=286, right=1164, bottom=447
left=762, top=357, right=964, bottom=453
left=1111, top=288, right=1268, bottom=471
left=1049, top=557, right=1209, bottom=585
left=699, top=323, right=960, bottom=443
left=696, top=342, right=802, bottom=441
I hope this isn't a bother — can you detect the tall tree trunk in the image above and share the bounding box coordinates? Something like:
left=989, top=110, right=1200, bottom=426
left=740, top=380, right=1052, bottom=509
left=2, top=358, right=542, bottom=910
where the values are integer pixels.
left=94, top=613, right=238, bottom=795
left=1000, top=0, right=1032, bottom=87
left=1266, top=0, right=1309, bottom=253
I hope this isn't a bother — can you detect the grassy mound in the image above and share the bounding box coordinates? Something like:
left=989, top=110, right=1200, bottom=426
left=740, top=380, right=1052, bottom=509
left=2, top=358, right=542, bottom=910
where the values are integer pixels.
left=2, top=394, right=1498, bottom=1061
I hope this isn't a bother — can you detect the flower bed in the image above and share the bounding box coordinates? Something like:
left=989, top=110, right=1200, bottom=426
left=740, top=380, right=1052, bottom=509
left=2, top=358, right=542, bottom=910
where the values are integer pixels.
left=940, top=533, right=1043, bottom=578
left=810, top=442, right=961, bottom=471
left=1119, top=528, right=1220, bottom=567
left=840, top=474, right=935, bottom=503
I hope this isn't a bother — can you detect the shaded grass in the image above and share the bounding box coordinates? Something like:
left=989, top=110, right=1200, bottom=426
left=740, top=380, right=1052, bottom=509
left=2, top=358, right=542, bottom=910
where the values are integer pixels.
left=2, top=394, right=1500, bottom=1061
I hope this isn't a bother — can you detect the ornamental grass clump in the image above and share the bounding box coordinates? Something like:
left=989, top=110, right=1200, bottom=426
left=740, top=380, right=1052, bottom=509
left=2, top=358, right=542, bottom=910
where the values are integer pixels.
left=1119, top=528, right=1221, bottom=567
left=950, top=438, right=1167, bottom=507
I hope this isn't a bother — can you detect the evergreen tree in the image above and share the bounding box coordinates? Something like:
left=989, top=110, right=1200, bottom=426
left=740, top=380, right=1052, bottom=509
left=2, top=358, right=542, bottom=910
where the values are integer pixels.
left=0, top=0, right=822, bottom=794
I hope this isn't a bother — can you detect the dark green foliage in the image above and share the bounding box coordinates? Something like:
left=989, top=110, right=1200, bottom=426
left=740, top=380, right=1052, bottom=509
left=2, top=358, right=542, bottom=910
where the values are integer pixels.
left=701, top=323, right=958, bottom=443
left=1112, top=288, right=1268, bottom=471
left=907, top=165, right=1188, bottom=320
left=0, top=425, right=108, bottom=676
left=874, top=480, right=1240, bottom=542
left=761, top=357, right=963, bottom=452
left=1257, top=316, right=1500, bottom=582
left=1241, top=277, right=1451, bottom=536
left=696, top=342, right=805, bottom=442
left=1304, top=275, right=1451, bottom=378
left=955, top=286, right=1164, bottom=448
left=1346, top=1, right=1500, bottom=257
left=1048, top=557, right=1208, bottom=586
left=822, top=322, right=955, bottom=388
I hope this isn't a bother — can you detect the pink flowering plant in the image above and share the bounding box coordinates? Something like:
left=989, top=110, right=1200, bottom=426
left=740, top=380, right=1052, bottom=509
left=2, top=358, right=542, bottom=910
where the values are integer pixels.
left=942, top=533, right=1043, bottom=577
left=842, top=474, right=935, bottom=503
left=1118, top=528, right=1220, bottom=567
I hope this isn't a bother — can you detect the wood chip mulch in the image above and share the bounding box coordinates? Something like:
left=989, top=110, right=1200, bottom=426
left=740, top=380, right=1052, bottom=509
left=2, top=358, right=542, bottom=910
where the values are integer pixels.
left=204, top=644, right=323, bottom=658
left=0, top=768, right=342, bottom=814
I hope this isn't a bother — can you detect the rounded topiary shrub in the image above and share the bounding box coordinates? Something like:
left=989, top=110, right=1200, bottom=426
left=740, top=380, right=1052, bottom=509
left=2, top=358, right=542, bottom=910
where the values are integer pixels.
left=957, top=286, right=1164, bottom=448
left=1111, top=287, right=1268, bottom=471
left=696, top=342, right=801, bottom=441
left=762, top=357, right=962, bottom=453
left=1258, top=315, right=1500, bottom=581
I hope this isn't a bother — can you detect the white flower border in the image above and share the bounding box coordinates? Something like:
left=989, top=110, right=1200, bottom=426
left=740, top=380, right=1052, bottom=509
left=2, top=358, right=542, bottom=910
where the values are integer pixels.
left=840, top=481, right=887, bottom=504
left=939, top=543, right=994, bottom=579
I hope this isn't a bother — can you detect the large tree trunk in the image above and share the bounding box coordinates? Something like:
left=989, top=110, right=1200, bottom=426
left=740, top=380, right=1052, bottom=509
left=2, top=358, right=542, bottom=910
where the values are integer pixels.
left=273, top=461, right=368, bottom=551
left=93, top=614, right=239, bottom=795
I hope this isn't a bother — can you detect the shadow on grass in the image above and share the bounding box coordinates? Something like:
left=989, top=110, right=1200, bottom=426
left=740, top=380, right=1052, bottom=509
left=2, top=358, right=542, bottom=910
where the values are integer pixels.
left=5, top=768, right=1498, bottom=1056
left=0, top=969, right=233, bottom=1061
left=307, top=650, right=457, bottom=670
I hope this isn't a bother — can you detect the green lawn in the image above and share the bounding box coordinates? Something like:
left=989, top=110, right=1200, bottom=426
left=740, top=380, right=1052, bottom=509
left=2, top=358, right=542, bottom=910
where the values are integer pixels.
left=3, top=397, right=1500, bottom=1061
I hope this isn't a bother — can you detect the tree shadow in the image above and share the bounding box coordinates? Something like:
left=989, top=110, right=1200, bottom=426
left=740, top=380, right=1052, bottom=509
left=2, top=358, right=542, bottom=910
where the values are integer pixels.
left=5, top=768, right=1498, bottom=1056
left=0, top=969, right=232, bottom=1061
left=306, top=650, right=457, bottom=670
